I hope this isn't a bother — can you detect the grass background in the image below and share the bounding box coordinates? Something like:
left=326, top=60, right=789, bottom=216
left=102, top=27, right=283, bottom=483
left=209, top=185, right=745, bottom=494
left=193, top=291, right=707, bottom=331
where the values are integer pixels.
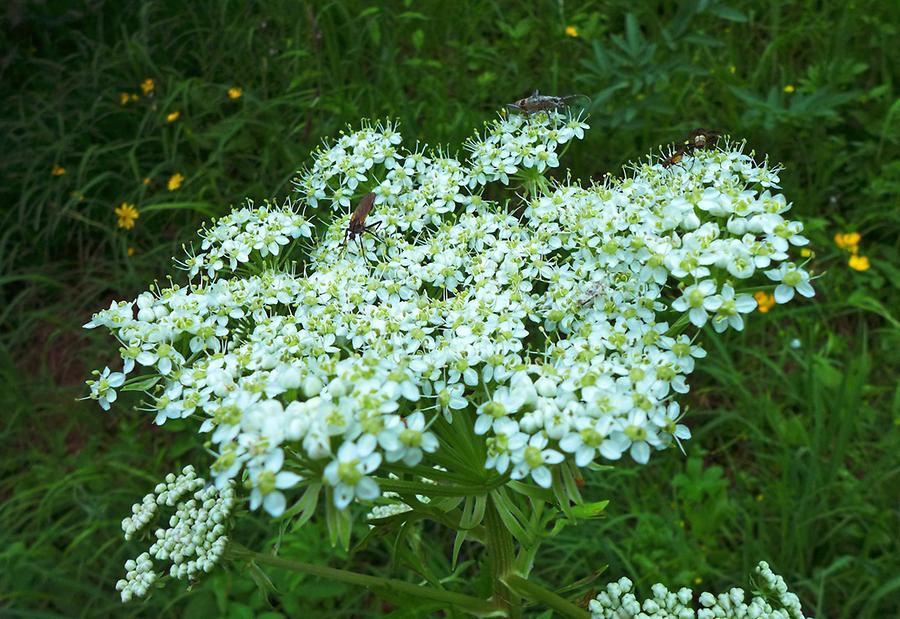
left=1, top=0, right=898, bottom=617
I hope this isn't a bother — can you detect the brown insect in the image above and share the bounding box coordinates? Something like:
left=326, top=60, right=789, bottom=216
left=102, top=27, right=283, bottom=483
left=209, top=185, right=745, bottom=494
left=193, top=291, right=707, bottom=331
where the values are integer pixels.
left=662, top=128, right=722, bottom=168
left=506, top=90, right=589, bottom=115
left=344, top=191, right=381, bottom=251
left=686, top=128, right=721, bottom=150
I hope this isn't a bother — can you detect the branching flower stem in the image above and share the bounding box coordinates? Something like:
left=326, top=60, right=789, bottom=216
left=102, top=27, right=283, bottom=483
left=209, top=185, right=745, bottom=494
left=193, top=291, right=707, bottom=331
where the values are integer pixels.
left=227, top=544, right=498, bottom=615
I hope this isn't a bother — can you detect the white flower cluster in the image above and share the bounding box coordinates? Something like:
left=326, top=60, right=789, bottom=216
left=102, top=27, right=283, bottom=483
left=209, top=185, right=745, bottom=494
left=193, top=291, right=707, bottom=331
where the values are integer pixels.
left=116, top=466, right=235, bottom=602
left=589, top=561, right=810, bottom=619
left=86, top=111, right=814, bottom=516
left=177, top=202, right=313, bottom=280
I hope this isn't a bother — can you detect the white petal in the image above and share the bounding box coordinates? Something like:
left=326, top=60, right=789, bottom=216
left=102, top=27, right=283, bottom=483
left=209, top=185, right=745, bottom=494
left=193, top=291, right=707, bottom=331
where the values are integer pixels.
left=688, top=307, right=708, bottom=327
left=275, top=471, right=303, bottom=488
left=474, top=414, right=492, bottom=435
left=630, top=442, right=650, bottom=464
left=774, top=285, right=794, bottom=304
left=355, top=476, right=380, bottom=501
left=334, top=484, right=354, bottom=509
left=264, top=492, right=286, bottom=517
left=531, top=467, right=552, bottom=488
left=559, top=434, right=580, bottom=453
left=543, top=449, right=564, bottom=465
left=575, top=445, right=595, bottom=467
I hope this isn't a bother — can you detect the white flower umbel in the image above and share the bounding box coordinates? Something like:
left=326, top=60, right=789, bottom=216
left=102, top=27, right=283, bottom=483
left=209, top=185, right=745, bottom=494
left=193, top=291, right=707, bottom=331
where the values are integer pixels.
left=116, top=466, right=235, bottom=602
left=86, top=112, right=815, bottom=516
left=589, top=561, right=811, bottom=618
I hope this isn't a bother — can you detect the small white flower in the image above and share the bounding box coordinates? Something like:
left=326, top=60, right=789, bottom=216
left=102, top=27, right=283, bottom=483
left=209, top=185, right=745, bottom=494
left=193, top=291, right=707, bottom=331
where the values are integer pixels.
left=248, top=449, right=303, bottom=517
left=671, top=279, right=722, bottom=327
left=710, top=284, right=757, bottom=333
left=323, top=436, right=382, bottom=509
left=766, top=263, right=814, bottom=303
left=510, top=433, right=564, bottom=488
left=86, top=367, right=126, bottom=411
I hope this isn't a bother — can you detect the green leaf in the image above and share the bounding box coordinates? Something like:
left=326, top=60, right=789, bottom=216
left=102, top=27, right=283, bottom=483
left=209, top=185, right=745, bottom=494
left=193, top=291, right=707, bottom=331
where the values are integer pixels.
left=246, top=561, right=278, bottom=596
left=710, top=4, right=748, bottom=22
left=324, top=487, right=352, bottom=551
left=570, top=500, right=610, bottom=520
left=490, top=490, right=533, bottom=546
left=508, top=480, right=554, bottom=502
left=847, top=290, right=899, bottom=328
left=284, top=483, right=321, bottom=529
left=120, top=375, right=161, bottom=392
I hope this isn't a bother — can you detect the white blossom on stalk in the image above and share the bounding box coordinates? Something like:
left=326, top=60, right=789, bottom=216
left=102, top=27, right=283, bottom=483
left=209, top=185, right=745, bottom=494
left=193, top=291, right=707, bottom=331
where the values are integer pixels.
left=85, top=366, right=125, bottom=411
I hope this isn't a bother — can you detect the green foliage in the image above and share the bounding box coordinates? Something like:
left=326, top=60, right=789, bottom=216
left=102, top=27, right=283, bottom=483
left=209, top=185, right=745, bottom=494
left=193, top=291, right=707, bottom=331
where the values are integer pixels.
left=1, top=0, right=897, bottom=617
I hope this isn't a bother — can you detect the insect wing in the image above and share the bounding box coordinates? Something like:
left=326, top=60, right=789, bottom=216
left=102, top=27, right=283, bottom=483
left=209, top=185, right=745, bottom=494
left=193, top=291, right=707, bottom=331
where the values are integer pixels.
left=351, top=192, right=377, bottom=229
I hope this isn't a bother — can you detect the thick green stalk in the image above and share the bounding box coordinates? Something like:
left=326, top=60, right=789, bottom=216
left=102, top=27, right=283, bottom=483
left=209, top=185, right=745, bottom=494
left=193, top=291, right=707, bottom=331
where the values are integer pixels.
left=227, top=545, right=496, bottom=615
left=484, top=498, right=521, bottom=618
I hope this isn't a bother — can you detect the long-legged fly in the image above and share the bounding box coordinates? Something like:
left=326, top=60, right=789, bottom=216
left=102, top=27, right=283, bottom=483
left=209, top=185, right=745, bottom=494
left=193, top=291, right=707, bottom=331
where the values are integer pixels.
left=343, top=191, right=381, bottom=253
left=506, top=90, right=589, bottom=115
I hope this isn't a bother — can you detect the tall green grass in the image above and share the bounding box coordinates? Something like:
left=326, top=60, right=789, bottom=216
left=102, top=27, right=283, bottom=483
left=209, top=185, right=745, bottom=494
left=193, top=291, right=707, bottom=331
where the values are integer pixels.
left=1, top=1, right=897, bottom=616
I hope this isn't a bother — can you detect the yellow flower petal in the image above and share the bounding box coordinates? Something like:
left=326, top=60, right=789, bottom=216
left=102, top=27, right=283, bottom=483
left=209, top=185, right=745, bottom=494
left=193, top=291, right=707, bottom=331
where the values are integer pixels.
left=565, top=25, right=579, bottom=38
left=167, top=173, right=184, bottom=191
left=784, top=84, right=795, bottom=93
left=167, top=110, right=181, bottom=122
left=141, top=78, right=155, bottom=95
left=228, top=87, right=243, bottom=100
left=753, top=291, right=775, bottom=313
left=848, top=255, right=870, bottom=271
left=51, top=165, right=66, bottom=176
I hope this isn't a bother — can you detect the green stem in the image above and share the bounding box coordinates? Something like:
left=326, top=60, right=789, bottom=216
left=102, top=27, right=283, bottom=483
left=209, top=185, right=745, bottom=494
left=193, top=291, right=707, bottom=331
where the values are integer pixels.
left=484, top=498, right=521, bottom=618
left=228, top=545, right=495, bottom=615
left=503, top=574, right=591, bottom=619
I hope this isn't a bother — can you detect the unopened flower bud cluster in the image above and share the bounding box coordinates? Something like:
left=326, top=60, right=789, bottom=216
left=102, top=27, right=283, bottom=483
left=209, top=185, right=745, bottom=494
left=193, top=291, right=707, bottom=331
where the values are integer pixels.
left=86, top=111, right=814, bottom=516
left=116, top=466, right=235, bottom=602
left=590, top=561, right=810, bottom=618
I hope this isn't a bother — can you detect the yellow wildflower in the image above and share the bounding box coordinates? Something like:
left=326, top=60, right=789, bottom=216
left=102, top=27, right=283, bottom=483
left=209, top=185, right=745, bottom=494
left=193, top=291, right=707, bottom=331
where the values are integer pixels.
left=848, top=255, right=870, bottom=271
left=141, top=78, right=155, bottom=95
left=142, top=177, right=151, bottom=186
left=167, top=110, right=181, bottom=122
left=834, top=232, right=861, bottom=252
left=127, top=247, right=137, bottom=257
left=565, top=25, right=579, bottom=38
left=167, top=173, right=184, bottom=191
left=115, top=203, right=140, bottom=230
left=51, top=164, right=66, bottom=176
left=754, top=291, right=775, bottom=314
left=784, top=84, right=796, bottom=93
left=228, top=87, right=243, bottom=100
